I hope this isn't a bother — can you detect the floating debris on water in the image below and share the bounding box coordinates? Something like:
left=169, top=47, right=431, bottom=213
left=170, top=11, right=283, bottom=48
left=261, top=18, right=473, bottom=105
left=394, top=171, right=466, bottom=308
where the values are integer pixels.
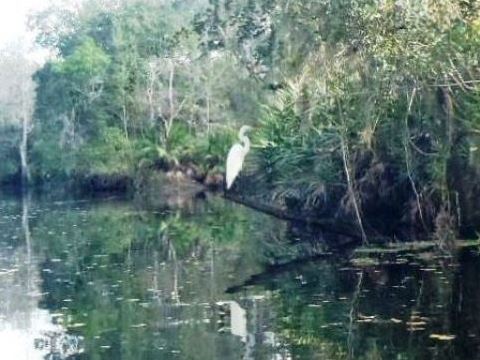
left=429, top=334, right=456, bottom=341
left=70, top=323, right=86, bottom=328
left=130, top=323, right=147, bottom=328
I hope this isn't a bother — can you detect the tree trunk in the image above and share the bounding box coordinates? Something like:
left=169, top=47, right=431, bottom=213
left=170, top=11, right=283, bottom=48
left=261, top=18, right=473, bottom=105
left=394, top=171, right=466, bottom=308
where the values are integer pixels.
left=20, top=109, right=30, bottom=187
left=340, top=136, right=368, bottom=245
left=122, top=103, right=129, bottom=140
left=166, top=60, right=175, bottom=140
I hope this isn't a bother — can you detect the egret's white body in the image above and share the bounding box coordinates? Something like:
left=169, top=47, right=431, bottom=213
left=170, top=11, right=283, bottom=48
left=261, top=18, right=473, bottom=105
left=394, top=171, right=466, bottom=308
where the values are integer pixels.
left=226, top=126, right=252, bottom=189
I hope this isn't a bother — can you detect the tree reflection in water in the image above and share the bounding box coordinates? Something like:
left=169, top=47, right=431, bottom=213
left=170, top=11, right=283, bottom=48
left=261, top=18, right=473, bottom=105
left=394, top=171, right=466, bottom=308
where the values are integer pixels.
left=0, top=193, right=83, bottom=360
left=0, top=188, right=478, bottom=359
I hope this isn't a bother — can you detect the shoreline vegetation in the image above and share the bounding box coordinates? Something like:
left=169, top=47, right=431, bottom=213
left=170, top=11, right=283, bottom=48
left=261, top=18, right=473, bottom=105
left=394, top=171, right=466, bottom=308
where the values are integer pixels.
left=2, top=0, right=480, bottom=244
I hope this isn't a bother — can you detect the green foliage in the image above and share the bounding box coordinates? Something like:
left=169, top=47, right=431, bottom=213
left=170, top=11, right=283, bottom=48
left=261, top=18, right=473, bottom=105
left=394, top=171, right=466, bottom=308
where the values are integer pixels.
left=54, top=37, right=110, bottom=85
left=2, top=0, right=480, bottom=234
left=76, top=127, right=133, bottom=176
left=254, top=85, right=342, bottom=194
left=24, top=0, right=258, bottom=184
left=0, top=148, right=20, bottom=182
left=173, top=126, right=236, bottom=172
left=247, top=0, right=480, bottom=233
left=29, top=134, right=75, bottom=181
left=157, top=123, right=236, bottom=172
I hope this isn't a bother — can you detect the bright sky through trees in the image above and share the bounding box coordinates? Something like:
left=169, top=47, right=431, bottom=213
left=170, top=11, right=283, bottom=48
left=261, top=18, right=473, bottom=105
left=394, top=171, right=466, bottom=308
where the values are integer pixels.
left=0, top=1, right=46, bottom=45
left=0, top=1, right=53, bottom=63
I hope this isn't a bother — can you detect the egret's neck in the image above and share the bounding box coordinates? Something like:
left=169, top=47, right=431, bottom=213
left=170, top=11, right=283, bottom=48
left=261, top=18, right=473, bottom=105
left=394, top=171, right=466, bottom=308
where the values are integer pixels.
left=240, top=133, right=250, bottom=153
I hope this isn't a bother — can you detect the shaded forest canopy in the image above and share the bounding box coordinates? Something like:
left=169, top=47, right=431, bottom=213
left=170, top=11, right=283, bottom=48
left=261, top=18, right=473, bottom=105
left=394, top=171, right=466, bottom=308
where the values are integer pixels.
left=1, top=0, right=480, bottom=240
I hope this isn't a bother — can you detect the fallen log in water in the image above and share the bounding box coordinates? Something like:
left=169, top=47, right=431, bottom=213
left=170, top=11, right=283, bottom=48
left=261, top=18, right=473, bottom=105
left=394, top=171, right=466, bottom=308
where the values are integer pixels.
left=226, top=252, right=335, bottom=294
left=224, top=191, right=384, bottom=242
left=354, top=239, right=480, bottom=256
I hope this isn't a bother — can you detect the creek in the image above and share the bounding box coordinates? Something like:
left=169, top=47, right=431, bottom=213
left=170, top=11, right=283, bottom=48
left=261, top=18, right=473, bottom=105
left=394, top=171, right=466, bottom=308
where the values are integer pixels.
left=0, top=189, right=478, bottom=359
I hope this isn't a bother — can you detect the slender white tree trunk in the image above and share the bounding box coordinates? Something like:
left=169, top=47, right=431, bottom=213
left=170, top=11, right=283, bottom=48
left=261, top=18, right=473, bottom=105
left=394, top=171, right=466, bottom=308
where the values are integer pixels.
left=122, top=103, right=129, bottom=140
left=147, top=63, right=156, bottom=125
left=20, top=117, right=29, bottom=185
left=166, top=60, right=175, bottom=140
left=20, top=89, right=31, bottom=186
left=340, top=136, right=368, bottom=245
left=0, top=45, right=37, bottom=188
left=206, top=91, right=210, bottom=134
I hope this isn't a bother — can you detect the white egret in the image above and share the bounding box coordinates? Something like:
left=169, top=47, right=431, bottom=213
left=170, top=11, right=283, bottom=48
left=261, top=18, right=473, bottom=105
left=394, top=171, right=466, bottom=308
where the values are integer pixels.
left=226, top=125, right=253, bottom=190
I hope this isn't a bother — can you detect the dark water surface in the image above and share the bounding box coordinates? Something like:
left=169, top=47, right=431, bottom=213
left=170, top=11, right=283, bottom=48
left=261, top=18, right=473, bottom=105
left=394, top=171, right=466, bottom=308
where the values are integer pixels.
left=0, top=190, right=479, bottom=359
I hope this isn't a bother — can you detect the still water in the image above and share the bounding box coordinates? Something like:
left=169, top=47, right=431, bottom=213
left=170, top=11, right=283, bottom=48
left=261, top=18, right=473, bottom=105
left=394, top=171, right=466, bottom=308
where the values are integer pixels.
left=0, top=189, right=479, bottom=359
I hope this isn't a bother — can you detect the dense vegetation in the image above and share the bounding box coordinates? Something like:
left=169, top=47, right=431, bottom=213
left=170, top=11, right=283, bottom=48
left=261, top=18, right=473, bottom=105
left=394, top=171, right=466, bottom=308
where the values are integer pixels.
left=2, top=0, right=480, bottom=240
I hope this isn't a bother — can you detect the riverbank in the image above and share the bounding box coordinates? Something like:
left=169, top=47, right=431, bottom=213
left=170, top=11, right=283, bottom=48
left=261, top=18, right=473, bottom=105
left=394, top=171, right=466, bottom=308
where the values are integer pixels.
left=6, top=156, right=479, bottom=247
left=1, top=1, right=480, bottom=247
